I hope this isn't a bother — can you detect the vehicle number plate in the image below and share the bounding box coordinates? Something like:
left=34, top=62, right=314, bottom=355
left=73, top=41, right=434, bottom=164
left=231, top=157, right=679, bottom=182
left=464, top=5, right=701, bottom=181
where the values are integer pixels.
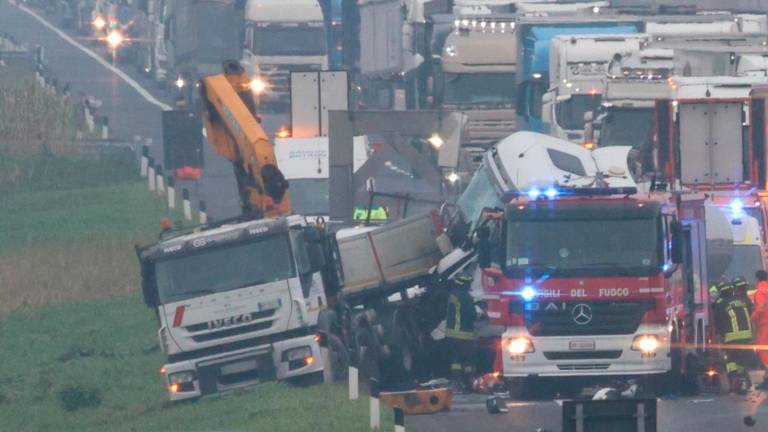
left=219, top=359, right=258, bottom=375
left=569, top=341, right=595, bottom=351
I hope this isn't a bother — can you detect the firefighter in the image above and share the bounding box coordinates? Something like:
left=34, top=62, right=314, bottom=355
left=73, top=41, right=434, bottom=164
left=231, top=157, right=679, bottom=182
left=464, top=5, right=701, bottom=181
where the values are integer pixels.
left=445, top=272, right=477, bottom=391
left=753, top=270, right=768, bottom=389
left=733, top=277, right=754, bottom=309
left=713, top=281, right=754, bottom=393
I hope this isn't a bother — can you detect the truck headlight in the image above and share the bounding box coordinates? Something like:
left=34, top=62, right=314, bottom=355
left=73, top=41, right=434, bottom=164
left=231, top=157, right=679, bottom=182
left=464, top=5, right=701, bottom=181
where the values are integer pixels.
left=505, top=336, right=534, bottom=355
left=631, top=335, right=659, bottom=354
left=282, top=346, right=312, bottom=362
left=168, top=370, right=195, bottom=385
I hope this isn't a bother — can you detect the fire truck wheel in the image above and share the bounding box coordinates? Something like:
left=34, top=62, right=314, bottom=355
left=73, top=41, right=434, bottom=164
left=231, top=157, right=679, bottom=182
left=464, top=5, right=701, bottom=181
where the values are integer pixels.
left=504, top=377, right=528, bottom=400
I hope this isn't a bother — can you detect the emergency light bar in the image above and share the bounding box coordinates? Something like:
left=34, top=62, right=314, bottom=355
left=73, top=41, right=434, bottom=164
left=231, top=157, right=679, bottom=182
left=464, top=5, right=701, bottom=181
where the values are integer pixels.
left=505, top=186, right=638, bottom=201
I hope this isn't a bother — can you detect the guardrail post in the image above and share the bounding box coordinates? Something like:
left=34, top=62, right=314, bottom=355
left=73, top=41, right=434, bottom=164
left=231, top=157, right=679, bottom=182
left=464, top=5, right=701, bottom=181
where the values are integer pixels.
left=199, top=200, right=208, bottom=224
left=370, top=378, right=381, bottom=431
left=147, top=157, right=156, bottom=192
left=167, top=176, right=176, bottom=209
left=155, top=164, right=165, bottom=196
left=182, top=189, right=192, bottom=221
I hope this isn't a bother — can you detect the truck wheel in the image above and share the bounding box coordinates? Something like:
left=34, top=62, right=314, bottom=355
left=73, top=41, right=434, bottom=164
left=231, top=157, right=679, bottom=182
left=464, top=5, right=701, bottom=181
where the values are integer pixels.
left=327, top=334, right=350, bottom=383
left=505, top=377, right=527, bottom=400
left=354, top=325, right=381, bottom=381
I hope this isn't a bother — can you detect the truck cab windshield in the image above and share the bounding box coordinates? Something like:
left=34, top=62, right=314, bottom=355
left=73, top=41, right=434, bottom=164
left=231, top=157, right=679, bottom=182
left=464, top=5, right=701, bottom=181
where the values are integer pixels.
left=505, top=214, right=660, bottom=277
left=443, top=73, right=517, bottom=107
left=252, top=25, right=326, bottom=56
left=555, top=94, right=602, bottom=130
left=154, top=235, right=295, bottom=303
left=288, top=179, right=329, bottom=215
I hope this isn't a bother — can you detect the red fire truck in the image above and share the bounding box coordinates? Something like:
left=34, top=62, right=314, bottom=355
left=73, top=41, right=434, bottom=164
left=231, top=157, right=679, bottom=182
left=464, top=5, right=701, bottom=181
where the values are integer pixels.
left=475, top=185, right=712, bottom=396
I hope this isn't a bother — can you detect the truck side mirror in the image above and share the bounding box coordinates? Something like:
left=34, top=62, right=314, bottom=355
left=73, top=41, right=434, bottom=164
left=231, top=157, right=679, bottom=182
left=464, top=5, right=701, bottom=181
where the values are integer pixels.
left=542, top=91, right=554, bottom=125
left=671, top=222, right=684, bottom=264
left=476, top=225, right=492, bottom=269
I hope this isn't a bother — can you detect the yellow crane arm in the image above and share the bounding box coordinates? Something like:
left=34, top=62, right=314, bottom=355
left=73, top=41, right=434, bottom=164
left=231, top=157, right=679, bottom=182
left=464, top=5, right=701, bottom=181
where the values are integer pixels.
left=199, top=61, right=290, bottom=219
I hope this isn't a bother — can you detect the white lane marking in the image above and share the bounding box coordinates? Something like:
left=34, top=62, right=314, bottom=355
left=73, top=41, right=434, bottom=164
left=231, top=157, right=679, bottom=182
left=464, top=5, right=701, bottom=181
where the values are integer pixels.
left=15, top=3, right=172, bottom=111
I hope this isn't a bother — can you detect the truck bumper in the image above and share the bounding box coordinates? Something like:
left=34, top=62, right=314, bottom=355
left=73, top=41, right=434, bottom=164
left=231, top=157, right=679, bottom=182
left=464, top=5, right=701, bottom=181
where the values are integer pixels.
left=162, top=334, right=323, bottom=401
left=501, top=325, right=670, bottom=378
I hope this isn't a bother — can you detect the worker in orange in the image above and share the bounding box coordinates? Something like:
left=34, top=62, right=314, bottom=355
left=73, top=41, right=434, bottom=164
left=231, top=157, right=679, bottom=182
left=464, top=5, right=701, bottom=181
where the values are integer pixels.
left=753, top=270, right=768, bottom=389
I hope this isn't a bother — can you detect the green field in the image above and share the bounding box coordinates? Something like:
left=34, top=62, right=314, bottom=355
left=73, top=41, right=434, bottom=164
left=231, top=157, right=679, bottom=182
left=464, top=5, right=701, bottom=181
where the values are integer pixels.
left=0, top=156, right=391, bottom=431
left=0, top=296, right=390, bottom=431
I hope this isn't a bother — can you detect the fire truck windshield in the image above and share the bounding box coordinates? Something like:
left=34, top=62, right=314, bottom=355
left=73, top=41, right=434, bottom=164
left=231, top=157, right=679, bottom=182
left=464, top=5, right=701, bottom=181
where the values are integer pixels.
left=505, top=211, right=661, bottom=277
left=154, top=234, right=295, bottom=303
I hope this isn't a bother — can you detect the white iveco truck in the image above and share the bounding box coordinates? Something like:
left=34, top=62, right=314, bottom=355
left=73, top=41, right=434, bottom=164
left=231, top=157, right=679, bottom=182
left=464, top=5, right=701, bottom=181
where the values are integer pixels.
left=137, top=209, right=453, bottom=400
left=137, top=216, right=329, bottom=400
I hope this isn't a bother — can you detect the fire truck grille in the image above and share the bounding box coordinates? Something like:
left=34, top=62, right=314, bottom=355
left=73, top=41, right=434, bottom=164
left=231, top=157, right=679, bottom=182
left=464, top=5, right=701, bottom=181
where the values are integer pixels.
left=515, top=300, right=656, bottom=337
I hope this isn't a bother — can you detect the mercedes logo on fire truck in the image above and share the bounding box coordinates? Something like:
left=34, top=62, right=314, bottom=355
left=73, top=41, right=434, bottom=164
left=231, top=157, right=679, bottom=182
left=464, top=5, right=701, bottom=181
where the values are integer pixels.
left=571, top=304, right=593, bottom=325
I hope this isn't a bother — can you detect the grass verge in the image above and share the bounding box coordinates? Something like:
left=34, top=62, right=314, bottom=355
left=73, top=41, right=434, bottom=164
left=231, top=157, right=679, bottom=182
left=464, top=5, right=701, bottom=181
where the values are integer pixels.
left=0, top=295, right=392, bottom=431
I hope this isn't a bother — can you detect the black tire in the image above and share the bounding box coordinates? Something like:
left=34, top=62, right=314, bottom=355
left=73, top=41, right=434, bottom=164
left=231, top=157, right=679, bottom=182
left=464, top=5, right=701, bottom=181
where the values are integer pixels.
left=505, top=377, right=527, bottom=400
left=327, top=333, right=350, bottom=383
left=353, top=324, right=380, bottom=381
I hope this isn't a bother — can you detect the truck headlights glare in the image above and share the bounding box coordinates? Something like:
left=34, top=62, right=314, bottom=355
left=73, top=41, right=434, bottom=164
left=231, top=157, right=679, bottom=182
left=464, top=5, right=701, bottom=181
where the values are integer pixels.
left=168, top=370, right=195, bottom=384
left=505, top=337, right=534, bottom=355
left=631, top=335, right=659, bottom=354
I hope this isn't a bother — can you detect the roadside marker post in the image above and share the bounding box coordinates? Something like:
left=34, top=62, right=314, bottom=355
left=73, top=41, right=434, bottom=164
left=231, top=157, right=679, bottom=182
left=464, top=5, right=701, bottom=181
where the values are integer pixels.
left=394, top=407, right=405, bottom=432
left=147, top=157, right=156, bottom=192
left=370, top=378, right=381, bottom=430
left=182, top=189, right=192, bottom=221
left=199, top=200, right=208, bottom=224
left=140, top=145, right=149, bottom=177
left=155, top=164, right=165, bottom=196
left=167, top=176, right=176, bottom=209
left=349, top=365, right=359, bottom=400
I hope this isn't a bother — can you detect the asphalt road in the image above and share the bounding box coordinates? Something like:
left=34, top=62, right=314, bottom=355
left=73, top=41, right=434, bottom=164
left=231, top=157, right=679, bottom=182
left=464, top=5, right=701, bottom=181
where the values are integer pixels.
left=408, top=390, right=768, bottom=432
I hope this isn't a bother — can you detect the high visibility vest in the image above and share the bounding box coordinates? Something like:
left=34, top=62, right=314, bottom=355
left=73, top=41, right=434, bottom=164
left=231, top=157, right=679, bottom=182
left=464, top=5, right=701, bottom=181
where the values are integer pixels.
left=445, top=291, right=475, bottom=340
left=724, top=299, right=753, bottom=343
left=353, top=207, right=388, bottom=221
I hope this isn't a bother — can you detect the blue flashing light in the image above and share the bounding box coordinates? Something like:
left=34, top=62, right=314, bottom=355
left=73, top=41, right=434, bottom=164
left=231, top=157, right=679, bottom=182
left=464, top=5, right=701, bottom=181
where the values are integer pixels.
left=662, top=263, right=670, bottom=272
left=520, top=286, right=537, bottom=302
left=527, top=188, right=541, bottom=199
left=730, top=199, right=744, bottom=216
left=545, top=187, right=558, bottom=199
